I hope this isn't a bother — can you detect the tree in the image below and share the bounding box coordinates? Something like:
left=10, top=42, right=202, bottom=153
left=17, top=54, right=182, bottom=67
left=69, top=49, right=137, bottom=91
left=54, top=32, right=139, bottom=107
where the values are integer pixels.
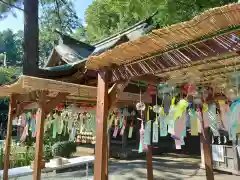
left=0, top=0, right=83, bottom=67
left=38, top=0, right=82, bottom=66
left=85, top=0, right=237, bottom=43
left=0, top=29, right=23, bottom=66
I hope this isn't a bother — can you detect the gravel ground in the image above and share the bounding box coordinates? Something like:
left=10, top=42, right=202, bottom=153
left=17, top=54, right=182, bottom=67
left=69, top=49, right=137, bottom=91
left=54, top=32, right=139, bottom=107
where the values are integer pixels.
left=12, top=155, right=240, bottom=180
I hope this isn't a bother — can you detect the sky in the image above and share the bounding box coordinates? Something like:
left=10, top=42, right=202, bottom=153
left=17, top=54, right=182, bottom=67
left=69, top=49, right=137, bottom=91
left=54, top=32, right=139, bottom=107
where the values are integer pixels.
left=0, top=0, right=93, bottom=32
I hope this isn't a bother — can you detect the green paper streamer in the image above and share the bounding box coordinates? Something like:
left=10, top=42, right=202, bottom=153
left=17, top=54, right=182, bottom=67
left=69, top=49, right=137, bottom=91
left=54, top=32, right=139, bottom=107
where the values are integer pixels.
left=159, top=115, right=168, bottom=137
left=138, top=138, right=144, bottom=153
left=52, top=119, right=57, bottom=138
left=208, top=104, right=219, bottom=136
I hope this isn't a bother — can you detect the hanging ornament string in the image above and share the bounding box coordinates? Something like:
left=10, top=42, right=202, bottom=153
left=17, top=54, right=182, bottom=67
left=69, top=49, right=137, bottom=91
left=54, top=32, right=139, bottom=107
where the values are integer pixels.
left=155, top=94, right=158, bottom=123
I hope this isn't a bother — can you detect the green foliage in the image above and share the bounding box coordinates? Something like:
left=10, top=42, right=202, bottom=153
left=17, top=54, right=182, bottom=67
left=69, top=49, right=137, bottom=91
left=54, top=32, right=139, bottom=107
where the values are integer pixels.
left=0, top=29, right=23, bottom=66
left=52, top=141, right=77, bottom=158
left=0, top=0, right=83, bottom=66
left=85, top=0, right=238, bottom=43
left=0, top=67, right=19, bottom=84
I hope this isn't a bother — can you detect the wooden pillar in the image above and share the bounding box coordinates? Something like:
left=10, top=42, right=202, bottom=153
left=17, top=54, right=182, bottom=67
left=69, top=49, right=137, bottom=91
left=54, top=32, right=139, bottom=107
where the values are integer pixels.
left=33, top=91, right=46, bottom=180
left=200, top=109, right=214, bottom=180
left=94, top=70, right=109, bottom=180
left=3, top=95, right=17, bottom=180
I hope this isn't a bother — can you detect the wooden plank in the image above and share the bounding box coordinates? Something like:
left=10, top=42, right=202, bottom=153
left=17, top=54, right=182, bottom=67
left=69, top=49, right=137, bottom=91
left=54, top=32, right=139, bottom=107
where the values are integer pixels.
left=22, top=75, right=97, bottom=97
left=45, top=92, right=69, bottom=114
left=3, top=94, right=17, bottom=180
left=118, top=92, right=152, bottom=103
left=94, top=70, right=109, bottom=180
left=33, top=91, right=47, bottom=180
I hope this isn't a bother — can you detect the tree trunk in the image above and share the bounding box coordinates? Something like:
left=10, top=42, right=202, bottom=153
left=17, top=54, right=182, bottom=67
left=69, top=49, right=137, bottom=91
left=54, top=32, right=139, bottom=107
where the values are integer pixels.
left=23, top=0, right=39, bottom=76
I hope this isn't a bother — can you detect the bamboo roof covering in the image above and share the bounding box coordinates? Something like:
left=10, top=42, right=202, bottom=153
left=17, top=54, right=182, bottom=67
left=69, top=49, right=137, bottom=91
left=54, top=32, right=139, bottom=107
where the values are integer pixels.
left=0, top=75, right=152, bottom=104
left=155, top=54, right=240, bottom=86
left=86, top=3, right=240, bottom=70
left=0, top=75, right=96, bottom=98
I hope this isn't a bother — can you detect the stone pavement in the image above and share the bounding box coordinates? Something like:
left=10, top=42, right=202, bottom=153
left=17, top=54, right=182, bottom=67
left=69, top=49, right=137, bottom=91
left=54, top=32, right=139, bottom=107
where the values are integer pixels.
left=15, top=155, right=239, bottom=180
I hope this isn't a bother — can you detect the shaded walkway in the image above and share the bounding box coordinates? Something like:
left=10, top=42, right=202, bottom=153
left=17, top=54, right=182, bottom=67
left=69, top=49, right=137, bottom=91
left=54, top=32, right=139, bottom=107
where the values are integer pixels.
left=16, top=155, right=239, bottom=180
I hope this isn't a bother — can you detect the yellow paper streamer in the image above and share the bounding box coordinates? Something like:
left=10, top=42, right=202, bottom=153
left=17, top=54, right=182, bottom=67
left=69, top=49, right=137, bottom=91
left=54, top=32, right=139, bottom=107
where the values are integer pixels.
left=171, top=97, right=176, bottom=106
left=218, top=100, right=225, bottom=105
left=203, top=103, right=208, bottom=112
left=147, top=106, right=152, bottom=121
left=173, top=99, right=188, bottom=120
left=190, top=118, right=198, bottom=136
left=108, top=113, right=115, bottom=129
left=237, top=124, right=240, bottom=134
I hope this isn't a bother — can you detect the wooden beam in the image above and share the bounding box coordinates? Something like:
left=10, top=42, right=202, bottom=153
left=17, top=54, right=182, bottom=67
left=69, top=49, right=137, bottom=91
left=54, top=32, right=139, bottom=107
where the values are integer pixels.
left=108, top=80, right=129, bottom=108
left=13, top=102, right=36, bottom=120
left=15, top=91, right=38, bottom=102
left=3, top=94, right=17, bottom=180
left=45, top=92, right=69, bottom=114
left=33, top=91, right=47, bottom=180
left=94, top=70, right=109, bottom=180
left=133, top=75, right=162, bottom=84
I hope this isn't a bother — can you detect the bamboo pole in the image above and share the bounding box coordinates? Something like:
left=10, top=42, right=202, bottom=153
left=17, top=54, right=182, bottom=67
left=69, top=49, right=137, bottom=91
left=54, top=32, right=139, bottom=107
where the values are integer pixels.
left=33, top=91, right=46, bottom=180
left=3, top=94, right=16, bottom=180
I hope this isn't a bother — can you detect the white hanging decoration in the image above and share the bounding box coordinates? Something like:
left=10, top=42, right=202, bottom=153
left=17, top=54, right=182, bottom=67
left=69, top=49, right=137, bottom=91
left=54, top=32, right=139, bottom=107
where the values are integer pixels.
left=224, top=136, right=227, bottom=144
left=153, top=105, right=161, bottom=114
left=136, top=102, right=146, bottom=111
left=136, top=88, right=146, bottom=111
left=123, top=107, right=130, bottom=116
left=131, top=110, right=136, bottom=116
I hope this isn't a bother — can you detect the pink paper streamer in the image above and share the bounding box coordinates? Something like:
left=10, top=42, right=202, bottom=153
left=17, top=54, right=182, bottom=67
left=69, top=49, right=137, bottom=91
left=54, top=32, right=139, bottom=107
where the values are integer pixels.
left=174, top=112, right=186, bottom=140
left=113, top=127, right=118, bottom=138
left=120, top=125, right=126, bottom=136
left=203, top=111, right=209, bottom=128
left=175, top=139, right=182, bottom=149
left=120, top=119, right=127, bottom=136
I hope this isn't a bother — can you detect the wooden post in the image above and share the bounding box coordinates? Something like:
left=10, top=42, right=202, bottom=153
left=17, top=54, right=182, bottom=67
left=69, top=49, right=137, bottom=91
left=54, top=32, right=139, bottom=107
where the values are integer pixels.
left=3, top=95, right=17, bottom=180
left=232, top=139, right=239, bottom=174
left=94, top=70, right=109, bottom=180
left=200, top=109, right=214, bottom=180
left=146, top=109, right=153, bottom=180
left=105, top=132, right=109, bottom=180
left=33, top=91, right=46, bottom=180
left=147, top=145, right=153, bottom=180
